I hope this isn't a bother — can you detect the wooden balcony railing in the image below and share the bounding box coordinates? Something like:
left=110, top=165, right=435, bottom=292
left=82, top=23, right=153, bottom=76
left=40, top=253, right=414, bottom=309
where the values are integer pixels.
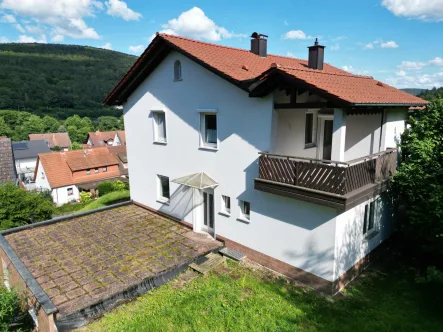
left=257, top=148, right=397, bottom=196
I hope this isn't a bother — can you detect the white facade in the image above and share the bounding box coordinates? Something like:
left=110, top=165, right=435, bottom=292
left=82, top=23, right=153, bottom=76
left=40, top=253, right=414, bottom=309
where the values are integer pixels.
left=35, top=161, right=79, bottom=206
left=124, top=51, right=406, bottom=284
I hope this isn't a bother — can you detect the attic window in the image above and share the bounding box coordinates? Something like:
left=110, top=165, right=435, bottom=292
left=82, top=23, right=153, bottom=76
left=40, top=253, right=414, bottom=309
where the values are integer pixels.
left=174, top=60, right=182, bottom=81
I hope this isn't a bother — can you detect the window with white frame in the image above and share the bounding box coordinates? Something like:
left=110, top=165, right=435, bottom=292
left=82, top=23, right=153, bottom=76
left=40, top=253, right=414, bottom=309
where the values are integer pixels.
left=221, top=195, right=231, bottom=214
left=67, top=187, right=73, bottom=196
left=41, top=172, right=45, bottom=180
left=200, top=113, right=217, bottom=148
left=174, top=60, right=182, bottom=81
left=305, top=110, right=318, bottom=147
left=240, top=200, right=250, bottom=220
left=153, top=111, right=167, bottom=143
left=363, top=200, right=376, bottom=235
left=157, top=175, right=170, bottom=201
left=95, top=168, right=99, bottom=174
left=103, top=167, right=107, bottom=172
left=86, top=169, right=91, bottom=175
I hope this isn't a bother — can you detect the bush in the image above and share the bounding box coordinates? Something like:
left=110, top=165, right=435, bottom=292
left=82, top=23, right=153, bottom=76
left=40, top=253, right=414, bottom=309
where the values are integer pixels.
left=0, top=183, right=54, bottom=231
left=0, top=287, right=33, bottom=331
left=98, top=180, right=128, bottom=197
left=81, top=190, right=130, bottom=211
left=79, top=191, right=92, bottom=204
left=416, top=266, right=443, bottom=285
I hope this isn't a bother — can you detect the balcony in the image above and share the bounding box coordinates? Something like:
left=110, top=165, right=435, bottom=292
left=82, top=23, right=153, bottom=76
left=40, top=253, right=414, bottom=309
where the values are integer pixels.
left=254, top=148, right=397, bottom=210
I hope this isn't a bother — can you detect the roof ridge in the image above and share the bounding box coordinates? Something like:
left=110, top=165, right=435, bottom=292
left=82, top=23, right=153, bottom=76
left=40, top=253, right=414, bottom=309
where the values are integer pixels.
left=276, top=65, right=373, bottom=79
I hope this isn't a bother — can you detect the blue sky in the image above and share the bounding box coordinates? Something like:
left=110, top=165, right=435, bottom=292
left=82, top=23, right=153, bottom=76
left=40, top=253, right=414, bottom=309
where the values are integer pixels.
left=0, top=0, right=442, bottom=88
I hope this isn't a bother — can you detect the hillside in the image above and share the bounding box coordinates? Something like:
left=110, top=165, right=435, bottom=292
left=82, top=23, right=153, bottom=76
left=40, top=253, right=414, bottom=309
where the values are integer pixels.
left=418, top=87, right=443, bottom=101
left=401, top=88, right=427, bottom=97
left=0, top=43, right=137, bottom=119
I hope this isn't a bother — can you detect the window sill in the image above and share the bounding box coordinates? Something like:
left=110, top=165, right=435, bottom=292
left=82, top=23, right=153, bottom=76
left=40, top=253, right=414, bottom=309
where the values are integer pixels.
left=364, top=230, right=379, bottom=241
left=154, top=141, right=168, bottom=145
left=199, top=146, right=218, bottom=152
left=156, top=198, right=170, bottom=205
left=219, top=211, right=231, bottom=217
left=173, top=78, right=182, bottom=82
left=237, top=216, right=251, bottom=224
left=304, top=143, right=317, bottom=149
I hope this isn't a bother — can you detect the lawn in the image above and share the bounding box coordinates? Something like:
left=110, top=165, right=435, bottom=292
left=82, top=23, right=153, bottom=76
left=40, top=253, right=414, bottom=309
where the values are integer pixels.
left=53, top=190, right=130, bottom=216
left=87, top=258, right=442, bottom=332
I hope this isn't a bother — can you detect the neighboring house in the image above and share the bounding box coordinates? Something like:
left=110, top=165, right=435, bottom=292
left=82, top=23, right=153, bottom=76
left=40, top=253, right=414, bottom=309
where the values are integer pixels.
left=12, top=140, right=51, bottom=189
left=104, top=33, right=427, bottom=294
left=0, top=137, right=17, bottom=185
left=87, top=131, right=116, bottom=146
left=35, top=147, right=127, bottom=205
left=29, top=133, right=72, bottom=151
left=113, top=130, right=126, bottom=146
left=107, top=145, right=129, bottom=176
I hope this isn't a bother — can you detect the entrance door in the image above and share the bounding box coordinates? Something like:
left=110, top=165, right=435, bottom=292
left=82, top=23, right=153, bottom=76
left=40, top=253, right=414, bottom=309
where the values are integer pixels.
left=322, top=120, right=333, bottom=160
left=202, top=191, right=214, bottom=233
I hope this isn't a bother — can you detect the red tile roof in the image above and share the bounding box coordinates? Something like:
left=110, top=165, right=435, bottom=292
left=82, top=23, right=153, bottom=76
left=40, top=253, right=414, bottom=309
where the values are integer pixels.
left=36, top=147, right=121, bottom=188
left=29, top=133, right=72, bottom=148
left=105, top=33, right=427, bottom=107
left=88, top=131, right=116, bottom=146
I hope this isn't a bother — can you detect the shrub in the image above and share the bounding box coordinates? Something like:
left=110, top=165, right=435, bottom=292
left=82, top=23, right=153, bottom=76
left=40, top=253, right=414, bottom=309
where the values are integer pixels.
left=79, top=191, right=93, bottom=204
left=416, top=266, right=443, bottom=285
left=0, top=287, right=33, bottom=331
left=98, top=180, right=128, bottom=197
left=0, top=183, right=54, bottom=230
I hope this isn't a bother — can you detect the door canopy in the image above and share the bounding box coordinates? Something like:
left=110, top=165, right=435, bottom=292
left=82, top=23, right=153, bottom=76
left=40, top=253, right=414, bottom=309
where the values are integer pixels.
left=171, top=172, right=218, bottom=190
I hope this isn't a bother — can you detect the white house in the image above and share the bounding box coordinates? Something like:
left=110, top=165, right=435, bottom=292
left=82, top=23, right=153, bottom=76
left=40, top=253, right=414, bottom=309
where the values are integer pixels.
left=104, top=33, right=427, bottom=294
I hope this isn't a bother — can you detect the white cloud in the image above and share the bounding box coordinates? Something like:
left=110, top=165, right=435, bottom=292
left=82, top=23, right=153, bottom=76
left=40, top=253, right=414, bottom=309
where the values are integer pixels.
left=0, top=0, right=102, bottom=40
left=25, top=25, right=44, bottom=34
left=342, top=65, right=369, bottom=75
left=429, top=57, right=443, bottom=66
left=284, top=30, right=307, bottom=40
left=105, top=0, right=142, bottom=21
left=364, top=43, right=374, bottom=49
left=0, top=13, right=15, bottom=23
left=0, top=36, right=9, bottom=43
left=129, top=44, right=144, bottom=54
left=17, top=34, right=47, bottom=43
left=286, top=52, right=295, bottom=58
left=387, top=71, right=443, bottom=88
left=100, top=42, right=112, bottom=50
left=398, top=60, right=427, bottom=70
left=51, top=34, right=64, bottom=42
left=396, top=70, right=407, bottom=77
left=381, top=40, right=399, bottom=48
left=382, top=0, right=443, bottom=22
left=158, top=7, right=245, bottom=41
left=330, top=43, right=340, bottom=51
left=14, top=23, right=25, bottom=33
left=284, top=20, right=288, bottom=26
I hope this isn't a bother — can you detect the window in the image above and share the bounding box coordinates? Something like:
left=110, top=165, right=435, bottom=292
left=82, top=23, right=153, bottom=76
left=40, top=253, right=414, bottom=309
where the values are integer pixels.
left=103, top=167, right=107, bottom=172
left=67, top=187, right=73, bottom=196
left=221, top=195, right=231, bottom=214
left=86, top=169, right=91, bottom=175
left=41, top=172, right=45, bottom=180
left=240, top=200, right=250, bottom=220
left=153, top=112, right=167, bottom=143
left=157, top=175, right=170, bottom=201
left=363, top=201, right=376, bottom=235
left=305, top=111, right=318, bottom=147
left=200, top=113, right=217, bottom=148
left=95, top=168, right=99, bottom=174
left=174, top=60, right=182, bottom=81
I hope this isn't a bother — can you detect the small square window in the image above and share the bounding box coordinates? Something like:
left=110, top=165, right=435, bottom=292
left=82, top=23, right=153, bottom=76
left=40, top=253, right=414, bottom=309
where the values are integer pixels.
left=86, top=169, right=91, bottom=175
left=240, top=200, right=250, bottom=220
left=200, top=113, right=217, bottom=148
left=221, top=195, right=231, bottom=214
left=363, top=201, right=376, bottom=235
left=157, top=175, right=170, bottom=201
left=95, top=168, right=99, bottom=174
left=67, top=188, right=73, bottom=196
left=103, top=167, right=107, bottom=172
left=153, top=112, right=167, bottom=143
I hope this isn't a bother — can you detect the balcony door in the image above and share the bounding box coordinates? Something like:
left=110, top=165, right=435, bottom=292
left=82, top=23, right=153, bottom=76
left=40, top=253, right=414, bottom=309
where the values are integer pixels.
left=317, top=116, right=334, bottom=161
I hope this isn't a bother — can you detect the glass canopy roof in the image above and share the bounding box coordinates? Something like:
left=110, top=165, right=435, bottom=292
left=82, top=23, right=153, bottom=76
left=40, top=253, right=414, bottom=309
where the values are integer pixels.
left=171, top=172, right=218, bottom=189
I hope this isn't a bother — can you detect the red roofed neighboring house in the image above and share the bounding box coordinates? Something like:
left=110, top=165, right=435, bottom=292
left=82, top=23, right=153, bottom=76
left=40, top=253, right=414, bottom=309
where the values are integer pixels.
left=29, top=133, right=72, bottom=151
left=113, top=130, right=126, bottom=146
left=87, top=131, right=117, bottom=147
left=34, top=147, right=128, bottom=205
left=104, top=33, right=427, bottom=294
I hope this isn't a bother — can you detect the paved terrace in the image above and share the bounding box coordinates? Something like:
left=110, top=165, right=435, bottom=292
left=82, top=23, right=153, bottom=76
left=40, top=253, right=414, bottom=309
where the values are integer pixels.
left=5, top=205, right=221, bottom=323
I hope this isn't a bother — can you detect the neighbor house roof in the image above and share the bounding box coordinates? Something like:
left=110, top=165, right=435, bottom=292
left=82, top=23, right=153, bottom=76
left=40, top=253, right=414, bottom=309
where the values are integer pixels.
left=88, top=131, right=116, bottom=146
left=0, top=138, right=16, bottom=184
left=36, top=147, right=121, bottom=188
left=104, top=33, right=427, bottom=107
left=29, top=133, right=72, bottom=149
left=12, top=140, right=51, bottom=160
left=116, top=130, right=126, bottom=145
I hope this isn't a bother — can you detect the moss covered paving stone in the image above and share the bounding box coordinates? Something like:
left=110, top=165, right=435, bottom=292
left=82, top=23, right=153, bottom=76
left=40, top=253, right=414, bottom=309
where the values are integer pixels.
left=5, top=205, right=221, bottom=317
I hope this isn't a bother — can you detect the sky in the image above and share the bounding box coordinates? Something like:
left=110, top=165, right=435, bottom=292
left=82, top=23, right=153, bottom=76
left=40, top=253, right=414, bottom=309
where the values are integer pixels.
left=0, top=0, right=442, bottom=89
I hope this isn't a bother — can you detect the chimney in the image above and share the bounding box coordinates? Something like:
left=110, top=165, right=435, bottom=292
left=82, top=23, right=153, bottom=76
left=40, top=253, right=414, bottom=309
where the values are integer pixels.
left=308, top=38, right=326, bottom=70
left=250, top=32, right=268, bottom=57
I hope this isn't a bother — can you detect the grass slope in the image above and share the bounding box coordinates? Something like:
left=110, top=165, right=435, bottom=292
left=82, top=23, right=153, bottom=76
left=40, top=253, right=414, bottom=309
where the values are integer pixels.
left=0, top=43, right=136, bottom=117
left=88, top=260, right=442, bottom=332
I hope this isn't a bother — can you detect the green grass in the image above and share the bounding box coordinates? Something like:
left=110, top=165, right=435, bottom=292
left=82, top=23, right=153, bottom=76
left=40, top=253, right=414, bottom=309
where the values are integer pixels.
left=53, top=202, right=88, bottom=216
left=87, top=260, right=443, bottom=332
left=80, top=190, right=130, bottom=211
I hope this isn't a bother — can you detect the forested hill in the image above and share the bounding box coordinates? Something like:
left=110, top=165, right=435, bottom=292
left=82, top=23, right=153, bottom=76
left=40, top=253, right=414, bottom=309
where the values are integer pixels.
left=0, top=43, right=137, bottom=118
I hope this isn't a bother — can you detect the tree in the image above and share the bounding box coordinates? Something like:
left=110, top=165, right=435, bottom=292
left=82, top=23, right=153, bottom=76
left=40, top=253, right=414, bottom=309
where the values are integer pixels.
left=392, top=98, right=443, bottom=254
left=15, top=114, right=45, bottom=140
left=0, top=117, right=10, bottom=137
left=65, top=115, right=94, bottom=143
left=97, top=116, right=119, bottom=131
left=0, top=183, right=54, bottom=230
left=43, top=115, right=60, bottom=133
left=70, top=142, right=83, bottom=150
left=118, top=115, right=124, bottom=130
